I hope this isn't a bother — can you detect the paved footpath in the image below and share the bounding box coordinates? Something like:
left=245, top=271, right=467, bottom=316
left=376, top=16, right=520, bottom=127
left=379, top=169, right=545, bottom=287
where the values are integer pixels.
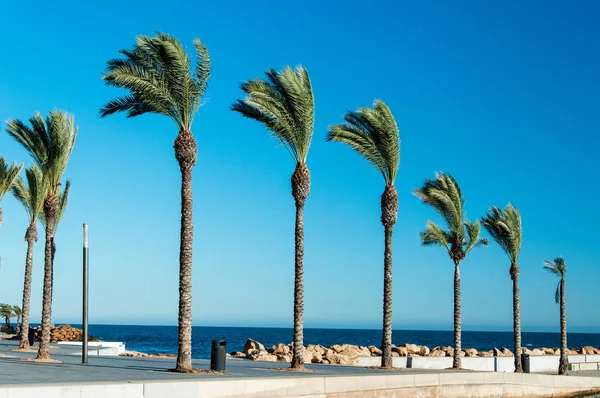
left=0, top=340, right=436, bottom=385
left=3, top=340, right=600, bottom=398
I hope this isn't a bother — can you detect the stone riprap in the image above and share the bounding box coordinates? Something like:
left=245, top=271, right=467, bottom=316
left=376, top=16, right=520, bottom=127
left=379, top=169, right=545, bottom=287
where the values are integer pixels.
left=235, top=338, right=600, bottom=365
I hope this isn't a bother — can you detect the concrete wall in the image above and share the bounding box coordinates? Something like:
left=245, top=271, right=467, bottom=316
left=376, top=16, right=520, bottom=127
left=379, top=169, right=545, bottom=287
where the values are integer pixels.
left=57, top=341, right=126, bottom=356
left=357, top=354, right=595, bottom=374
left=1, top=372, right=599, bottom=397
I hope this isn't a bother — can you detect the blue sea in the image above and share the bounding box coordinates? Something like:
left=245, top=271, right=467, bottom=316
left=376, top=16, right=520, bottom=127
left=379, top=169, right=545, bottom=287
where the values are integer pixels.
left=71, top=325, right=600, bottom=359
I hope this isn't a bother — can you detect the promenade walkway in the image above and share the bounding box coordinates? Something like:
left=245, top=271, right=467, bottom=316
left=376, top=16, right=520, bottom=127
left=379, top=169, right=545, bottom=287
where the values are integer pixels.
left=1, top=340, right=599, bottom=397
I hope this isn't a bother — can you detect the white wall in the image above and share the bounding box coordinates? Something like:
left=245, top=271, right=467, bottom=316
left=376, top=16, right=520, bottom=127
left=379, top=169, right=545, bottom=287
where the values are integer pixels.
left=356, top=354, right=595, bottom=374
left=57, top=341, right=126, bottom=356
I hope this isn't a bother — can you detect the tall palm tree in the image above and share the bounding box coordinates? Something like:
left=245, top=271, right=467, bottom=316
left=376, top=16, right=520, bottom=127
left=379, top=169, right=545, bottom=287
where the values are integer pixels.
left=327, top=100, right=400, bottom=368
left=6, top=111, right=78, bottom=360
left=232, top=66, right=314, bottom=370
left=414, top=173, right=488, bottom=369
left=544, top=257, right=568, bottom=375
left=0, top=157, right=23, bottom=227
left=482, top=204, right=523, bottom=372
left=12, top=165, right=46, bottom=349
left=99, top=32, right=210, bottom=372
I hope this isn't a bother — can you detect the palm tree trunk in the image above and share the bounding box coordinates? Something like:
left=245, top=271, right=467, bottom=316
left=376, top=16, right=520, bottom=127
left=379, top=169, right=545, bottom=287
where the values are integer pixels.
left=291, top=201, right=305, bottom=369
left=511, top=263, right=522, bottom=372
left=37, top=196, right=57, bottom=360
left=380, top=185, right=397, bottom=368
left=381, top=225, right=393, bottom=368
left=453, top=261, right=462, bottom=369
left=291, top=162, right=310, bottom=370
left=19, top=224, right=37, bottom=350
left=558, top=278, right=568, bottom=375
left=174, top=129, right=197, bottom=373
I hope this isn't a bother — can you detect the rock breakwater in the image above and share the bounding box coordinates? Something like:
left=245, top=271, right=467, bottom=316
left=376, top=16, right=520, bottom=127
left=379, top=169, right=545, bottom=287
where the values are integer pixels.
left=232, top=339, right=600, bottom=364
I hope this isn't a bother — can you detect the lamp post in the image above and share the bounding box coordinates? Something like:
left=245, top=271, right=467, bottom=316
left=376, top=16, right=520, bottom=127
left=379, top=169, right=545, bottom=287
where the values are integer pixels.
left=82, top=223, right=89, bottom=364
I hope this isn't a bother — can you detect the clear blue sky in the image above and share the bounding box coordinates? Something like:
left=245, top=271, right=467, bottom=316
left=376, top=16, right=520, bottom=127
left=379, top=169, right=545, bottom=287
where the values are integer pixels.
left=0, top=0, right=598, bottom=333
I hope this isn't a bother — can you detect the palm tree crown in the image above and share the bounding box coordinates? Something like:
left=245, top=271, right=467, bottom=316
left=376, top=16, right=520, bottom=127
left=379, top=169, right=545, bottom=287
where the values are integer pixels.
left=100, top=32, right=211, bottom=131
left=0, top=157, right=23, bottom=225
left=6, top=111, right=77, bottom=200
left=231, top=65, right=314, bottom=164
left=327, top=99, right=399, bottom=186
left=414, top=172, right=488, bottom=261
left=13, top=305, right=22, bottom=321
left=544, top=257, right=567, bottom=304
left=481, top=204, right=522, bottom=265
left=12, top=165, right=47, bottom=237
left=0, top=157, right=23, bottom=202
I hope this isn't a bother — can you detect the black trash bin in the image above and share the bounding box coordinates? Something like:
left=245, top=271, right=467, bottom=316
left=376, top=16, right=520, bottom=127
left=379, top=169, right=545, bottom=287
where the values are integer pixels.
left=211, top=340, right=226, bottom=371
left=521, top=353, right=530, bottom=373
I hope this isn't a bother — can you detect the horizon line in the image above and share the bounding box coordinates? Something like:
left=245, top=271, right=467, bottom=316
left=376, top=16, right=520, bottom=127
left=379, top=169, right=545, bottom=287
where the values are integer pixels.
left=42, top=323, right=598, bottom=335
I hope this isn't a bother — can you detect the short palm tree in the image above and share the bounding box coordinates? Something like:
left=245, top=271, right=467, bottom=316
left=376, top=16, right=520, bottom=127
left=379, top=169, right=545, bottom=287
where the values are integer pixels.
left=13, top=305, right=22, bottom=331
left=6, top=110, right=78, bottom=360
left=100, top=33, right=210, bottom=372
left=0, top=157, right=23, bottom=227
left=0, top=304, right=14, bottom=328
left=544, top=257, right=568, bottom=375
left=232, top=66, right=314, bottom=370
left=12, top=165, right=46, bottom=349
left=482, top=204, right=523, bottom=372
left=327, top=100, right=400, bottom=368
left=414, top=173, right=487, bottom=369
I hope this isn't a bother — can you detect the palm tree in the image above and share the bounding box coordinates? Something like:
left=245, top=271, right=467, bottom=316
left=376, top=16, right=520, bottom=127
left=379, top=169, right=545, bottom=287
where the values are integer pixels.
left=481, top=204, right=523, bottom=372
left=6, top=111, right=78, bottom=360
left=0, top=157, right=23, bottom=227
left=99, top=32, right=210, bottom=372
left=327, top=100, right=400, bottom=368
left=13, top=305, right=22, bottom=332
left=232, top=66, right=314, bottom=370
left=12, top=165, right=46, bottom=349
left=414, top=173, right=488, bottom=369
left=0, top=304, right=14, bottom=328
left=544, top=257, right=568, bottom=375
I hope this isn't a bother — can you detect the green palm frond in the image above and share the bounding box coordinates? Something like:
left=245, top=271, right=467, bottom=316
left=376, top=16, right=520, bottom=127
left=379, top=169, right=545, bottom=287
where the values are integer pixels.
left=12, top=165, right=47, bottom=225
left=231, top=65, right=314, bottom=163
left=0, top=157, right=23, bottom=201
left=101, top=32, right=211, bottom=131
left=482, top=203, right=522, bottom=263
left=12, top=305, right=21, bottom=317
left=41, top=180, right=70, bottom=233
left=464, top=220, right=488, bottom=253
left=327, top=100, right=400, bottom=185
left=420, top=220, right=451, bottom=250
left=544, top=257, right=566, bottom=277
left=6, top=111, right=77, bottom=198
left=0, top=304, right=14, bottom=317
left=544, top=257, right=566, bottom=305
left=414, top=172, right=464, bottom=235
